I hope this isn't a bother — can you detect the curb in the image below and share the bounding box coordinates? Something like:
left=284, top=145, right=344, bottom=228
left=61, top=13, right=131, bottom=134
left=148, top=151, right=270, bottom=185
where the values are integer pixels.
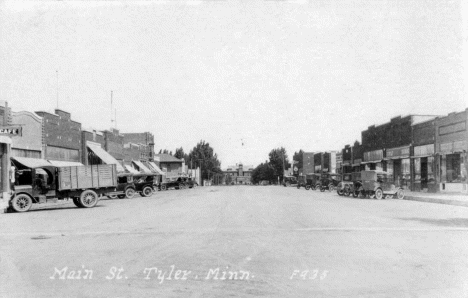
left=404, top=196, right=468, bottom=207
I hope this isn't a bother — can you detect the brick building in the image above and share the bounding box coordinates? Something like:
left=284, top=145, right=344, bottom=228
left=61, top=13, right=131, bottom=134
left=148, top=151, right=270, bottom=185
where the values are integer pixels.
left=103, top=128, right=125, bottom=162
left=35, top=109, right=82, bottom=164
left=81, top=128, right=106, bottom=165
left=121, top=132, right=155, bottom=161
left=222, top=163, right=254, bottom=185
left=352, top=141, right=363, bottom=172
left=434, top=109, right=468, bottom=193
left=341, top=144, right=353, bottom=174
left=411, top=118, right=437, bottom=192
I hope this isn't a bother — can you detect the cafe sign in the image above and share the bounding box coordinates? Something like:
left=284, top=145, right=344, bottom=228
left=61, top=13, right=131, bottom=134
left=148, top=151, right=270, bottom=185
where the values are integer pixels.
left=0, top=126, right=22, bottom=136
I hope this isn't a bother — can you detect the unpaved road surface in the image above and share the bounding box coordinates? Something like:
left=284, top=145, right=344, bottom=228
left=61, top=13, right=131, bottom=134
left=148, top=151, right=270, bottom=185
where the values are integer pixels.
left=1, top=186, right=468, bottom=297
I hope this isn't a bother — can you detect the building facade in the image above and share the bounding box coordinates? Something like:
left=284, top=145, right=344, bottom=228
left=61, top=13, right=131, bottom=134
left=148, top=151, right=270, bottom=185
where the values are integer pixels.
left=411, top=118, right=437, bottom=192
left=11, top=110, right=43, bottom=159
left=81, top=128, right=106, bottom=166
left=104, top=128, right=125, bottom=162
left=434, top=109, right=468, bottom=193
left=121, top=132, right=155, bottom=161
left=35, top=109, right=82, bottom=163
left=223, top=163, right=254, bottom=185
left=154, top=154, right=184, bottom=178
left=302, top=152, right=315, bottom=175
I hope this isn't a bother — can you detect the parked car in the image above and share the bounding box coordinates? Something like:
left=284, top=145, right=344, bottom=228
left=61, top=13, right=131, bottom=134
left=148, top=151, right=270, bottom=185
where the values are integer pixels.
left=160, top=176, right=187, bottom=190
left=133, top=173, right=158, bottom=197
left=318, top=173, right=342, bottom=192
left=184, top=177, right=198, bottom=188
left=282, top=176, right=298, bottom=187
left=297, top=174, right=316, bottom=190
left=360, top=170, right=405, bottom=199
left=336, top=173, right=353, bottom=196
left=107, top=173, right=136, bottom=199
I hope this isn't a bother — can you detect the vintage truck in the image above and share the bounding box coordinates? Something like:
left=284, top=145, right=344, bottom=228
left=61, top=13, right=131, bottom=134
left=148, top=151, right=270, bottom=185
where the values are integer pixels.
left=9, top=157, right=117, bottom=212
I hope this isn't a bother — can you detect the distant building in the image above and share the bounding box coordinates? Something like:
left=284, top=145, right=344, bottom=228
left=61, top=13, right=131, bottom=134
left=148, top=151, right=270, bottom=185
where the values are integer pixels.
left=154, top=154, right=184, bottom=178
left=222, top=163, right=254, bottom=185
left=121, top=132, right=155, bottom=161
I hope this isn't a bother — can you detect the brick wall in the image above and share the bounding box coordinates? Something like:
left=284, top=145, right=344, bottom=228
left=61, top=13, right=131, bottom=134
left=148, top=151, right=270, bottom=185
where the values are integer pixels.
left=35, top=110, right=82, bottom=151
left=104, top=129, right=124, bottom=160
left=412, top=119, right=436, bottom=147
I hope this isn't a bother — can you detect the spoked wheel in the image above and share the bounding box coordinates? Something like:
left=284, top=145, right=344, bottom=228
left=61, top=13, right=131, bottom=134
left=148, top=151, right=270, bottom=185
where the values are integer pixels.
left=397, top=189, right=405, bottom=200
left=125, top=188, right=136, bottom=199
left=141, top=186, right=153, bottom=197
left=79, top=190, right=99, bottom=208
left=315, top=184, right=321, bottom=191
left=375, top=188, right=383, bottom=200
left=11, top=194, right=33, bottom=212
left=161, top=185, right=167, bottom=191
left=328, top=183, right=334, bottom=192
left=305, top=185, right=311, bottom=190
left=343, top=187, right=351, bottom=197
left=108, top=194, right=118, bottom=199
left=337, top=188, right=344, bottom=196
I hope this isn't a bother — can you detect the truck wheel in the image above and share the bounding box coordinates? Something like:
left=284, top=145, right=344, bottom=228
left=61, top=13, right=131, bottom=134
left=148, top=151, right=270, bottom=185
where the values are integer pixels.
left=141, top=186, right=153, bottom=197
left=108, top=194, right=118, bottom=199
left=73, top=198, right=83, bottom=208
left=11, top=194, right=33, bottom=212
left=315, top=184, right=321, bottom=191
left=161, top=185, right=167, bottom=191
left=79, top=190, right=99, bottom=208
left=305, top=185, right=310, bottom=190
left=328, top=183, right=334, bottom=192
left=337, top=188, right=344, bottom=196
left=375, top=188, right=383, bottom=200
left=125, top=188, right=135, bottom=199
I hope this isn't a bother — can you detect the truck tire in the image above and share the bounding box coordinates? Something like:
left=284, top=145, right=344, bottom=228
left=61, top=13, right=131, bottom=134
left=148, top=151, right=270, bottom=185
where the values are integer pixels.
left=11, top=194, right=33, bottom=212
left=305, top=185, right=311, bottom=190
left=375, top=188, right=383, bottom=200
left=108, top=194, right=118, bottom=199
left=73, top=198, right=83, bottom=208
left=78, top=190, right=99, bottom=208
left=125, top=188, right=135, bottom=199
left=161, top=185, right=167, bottom=191
left=141, top=186, right=153, bottom=197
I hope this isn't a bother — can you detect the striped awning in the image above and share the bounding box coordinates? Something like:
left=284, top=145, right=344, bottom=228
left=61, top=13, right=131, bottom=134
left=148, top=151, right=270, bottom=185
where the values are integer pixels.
left=87, top=142, right=125, bottom=172
left=132, top=160, right=152, bottom=174
left=148, top=162, right=165, bottom=175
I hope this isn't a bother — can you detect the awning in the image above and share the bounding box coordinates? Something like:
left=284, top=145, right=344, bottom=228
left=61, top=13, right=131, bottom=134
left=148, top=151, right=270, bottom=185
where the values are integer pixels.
left=411, top=155, right=433, bottom=159
left=148, top=162, right=165, bottom=175
left=48, top=160, right=84, bottom=167
left=351, top=163, right=361, bottom=167
left=124, top=164, right=139, bottom=174
left=87, top=142, right=125, bottom=172
left=11, top=157, right=51, bottom=168
left=132, top=160, right=152, bottom=174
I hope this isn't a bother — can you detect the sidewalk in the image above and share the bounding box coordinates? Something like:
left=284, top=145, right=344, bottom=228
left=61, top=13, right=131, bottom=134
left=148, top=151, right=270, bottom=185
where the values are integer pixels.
left=404, top=191, right=468, bottom=207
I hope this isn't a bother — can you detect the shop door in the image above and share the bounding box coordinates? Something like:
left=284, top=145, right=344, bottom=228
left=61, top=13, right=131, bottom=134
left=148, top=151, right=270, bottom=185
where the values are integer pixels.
left=421, top=157, right=428, bottom=189
left=393, top=160, right=402, bottom=186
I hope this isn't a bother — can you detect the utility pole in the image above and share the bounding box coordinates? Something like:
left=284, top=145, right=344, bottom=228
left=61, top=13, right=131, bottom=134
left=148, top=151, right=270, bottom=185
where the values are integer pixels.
left=56, top=70, right=59, bottom=109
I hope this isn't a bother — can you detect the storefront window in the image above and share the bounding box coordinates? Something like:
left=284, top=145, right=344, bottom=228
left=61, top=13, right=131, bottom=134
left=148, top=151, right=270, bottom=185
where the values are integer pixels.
left=376, top=162, right=383, bottom=171
left=446, top=154, right=462, bottom=183
left=387, top=160, right=393, bottom=175
left=414, top=158, right=421, bottom=182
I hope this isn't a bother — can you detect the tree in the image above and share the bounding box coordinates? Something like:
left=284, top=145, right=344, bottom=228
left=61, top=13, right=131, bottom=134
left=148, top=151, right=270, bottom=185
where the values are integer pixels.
left=162, top=149, right=169, bottom=154
left=174, top=147, right=185, bottom=159
left=187, top=140, right=222, bottom=181
left=251, top=162, right=276, bottom=184
left=158, top=149, right=162, bottom=154
left=268, top=147, right=289, bottom=182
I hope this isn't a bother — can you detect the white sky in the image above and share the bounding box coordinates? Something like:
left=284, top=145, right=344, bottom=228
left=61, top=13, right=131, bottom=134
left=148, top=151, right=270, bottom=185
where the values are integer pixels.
left=1, top=0, right=467, bottom=168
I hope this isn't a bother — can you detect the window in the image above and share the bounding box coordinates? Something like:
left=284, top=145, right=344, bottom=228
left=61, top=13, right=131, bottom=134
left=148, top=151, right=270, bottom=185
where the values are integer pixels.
left=446, top=154, right=462, bottom=183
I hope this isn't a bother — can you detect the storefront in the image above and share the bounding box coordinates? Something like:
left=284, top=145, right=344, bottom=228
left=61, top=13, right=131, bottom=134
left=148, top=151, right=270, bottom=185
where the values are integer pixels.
left=362, top=149, right=383, bottom=171
left=384, top=146, right=411, bottom=189
left=411, top=144, right=436, bottom=192
left=435, top=109, right=468, bottom=193
left=437, top=141, right=467, bottom=192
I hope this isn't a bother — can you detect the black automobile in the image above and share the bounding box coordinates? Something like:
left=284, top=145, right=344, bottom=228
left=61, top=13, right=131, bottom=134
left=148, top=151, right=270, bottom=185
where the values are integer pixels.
left=319, top=173, right=342, bottom=192
left=282, top=176, right=298, bottom=187
left=160, top=177, right=187, bottom=190
left=133, top=173, right=158, bottom=197
left=107, top=173, right=136, bottom=199
left=184, top=177, right=198, bottom=188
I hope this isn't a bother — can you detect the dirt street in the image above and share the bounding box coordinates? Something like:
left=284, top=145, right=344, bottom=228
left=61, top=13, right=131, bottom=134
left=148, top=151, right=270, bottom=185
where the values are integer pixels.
left=1, top=186, right=468, bottom=297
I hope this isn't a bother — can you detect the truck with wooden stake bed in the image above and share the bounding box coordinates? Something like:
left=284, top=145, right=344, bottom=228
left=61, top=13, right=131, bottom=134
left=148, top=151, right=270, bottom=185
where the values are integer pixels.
left=9, top=157, right=118, bottom=213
